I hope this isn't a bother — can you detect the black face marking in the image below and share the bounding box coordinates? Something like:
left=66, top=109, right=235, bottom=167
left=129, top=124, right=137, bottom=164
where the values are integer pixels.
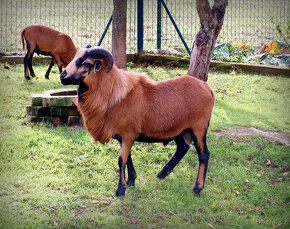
left=81, top=62, right=92, bottom=75
left=75, top=52, right=89, bottom=68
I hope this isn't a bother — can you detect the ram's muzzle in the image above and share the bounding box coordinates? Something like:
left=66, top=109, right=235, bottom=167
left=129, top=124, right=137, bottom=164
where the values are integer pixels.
left=60, top=70, right=83, bottom=85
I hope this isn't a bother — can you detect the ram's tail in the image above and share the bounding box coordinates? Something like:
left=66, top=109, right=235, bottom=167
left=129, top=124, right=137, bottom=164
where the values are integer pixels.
left=21, top=29, right=26, bottom=51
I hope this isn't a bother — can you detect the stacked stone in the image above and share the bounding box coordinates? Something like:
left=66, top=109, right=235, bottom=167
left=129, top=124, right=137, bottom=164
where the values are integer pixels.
left=26, top=89, right=83, bottom=126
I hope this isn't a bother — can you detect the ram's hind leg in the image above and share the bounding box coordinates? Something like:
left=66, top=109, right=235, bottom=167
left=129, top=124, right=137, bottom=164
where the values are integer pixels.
left=126, top=153, right=137, bottom=186
left=45, top=57, right=55, bottom=79
left=24, top=49, right=35, bottom=79
left=192, top=127, right=210, bottom=196
left=28, top=53, right=36, bottom=77
left=157, top=133, right=190, bottom=179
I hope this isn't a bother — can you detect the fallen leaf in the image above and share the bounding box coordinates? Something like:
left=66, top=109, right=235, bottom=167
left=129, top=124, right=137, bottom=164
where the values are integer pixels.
left=3, top=63, right=10, bottom=70
left=239, top=211, right=246, bottom=216
left=264, top=159, right=271, bottom=165
left=31, top=156, right=38, bottom=160
left=211, top=204, right=216, bottom=208
left=51, top=220, right=58, bottom=227
left=131, top=218, right=138, bottom=224
left=206, top=223, right=214, bottom=229
left=276, top=177, right=282, bottom=182
left=271, top=222, right=282, bottom=229
left=266, top=199, right=277, bottom=205
left=154, top=214, right=164, bottom=219
left=198, top=206, right=206, bottom=212
left=29, top=149, right=37, bottom=154
left=234, top=190, right=240, bottom=195
left=216, top=220, right=224, bottom=225
left=257, top=219, right=264, bottom=224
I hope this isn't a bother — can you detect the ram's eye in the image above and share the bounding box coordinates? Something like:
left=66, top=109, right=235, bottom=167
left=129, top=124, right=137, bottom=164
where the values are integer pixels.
left=82, top=62, right=91, bottom=69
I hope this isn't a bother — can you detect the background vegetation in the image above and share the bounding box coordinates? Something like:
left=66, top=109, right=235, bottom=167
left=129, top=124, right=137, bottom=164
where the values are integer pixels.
left=1, top=0, right=289, bottom=53
left=0, top=63, right=289, bottom=228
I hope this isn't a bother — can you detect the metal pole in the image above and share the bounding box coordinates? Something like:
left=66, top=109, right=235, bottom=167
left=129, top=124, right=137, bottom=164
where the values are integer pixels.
left=160, top=0, right=191, bottom=55
left=137, top=0, right=144, bottom=53
left=157, top=0, right=162, bottom=49
left=97, top=13, right=113, bottom=46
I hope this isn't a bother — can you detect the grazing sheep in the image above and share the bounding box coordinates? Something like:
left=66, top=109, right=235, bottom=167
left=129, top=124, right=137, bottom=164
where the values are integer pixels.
left=60, top=46, right=215, bottom=197
left=21, top=25, right=77, bottom=79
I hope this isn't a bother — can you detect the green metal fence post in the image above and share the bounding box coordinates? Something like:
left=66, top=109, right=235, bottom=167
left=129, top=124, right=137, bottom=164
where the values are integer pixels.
left=137, top=0, right=143, bottom=53
left=157, top=0, right=162, bottom=49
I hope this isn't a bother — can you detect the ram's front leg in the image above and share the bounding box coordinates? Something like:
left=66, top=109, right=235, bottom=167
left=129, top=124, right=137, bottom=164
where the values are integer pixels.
left=115, top=139, right=133, bottom=198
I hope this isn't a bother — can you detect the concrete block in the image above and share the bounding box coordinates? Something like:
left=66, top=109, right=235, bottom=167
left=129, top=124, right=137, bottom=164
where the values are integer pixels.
left=50, top=106, right=81, bottom=117
left=50, top=116, right=68, bottom=126
left=26, top=115, right=52, bottom=124
left=26, top=106, right=51, bottom=116
left=48, top=88, right=77, bottom=96
left=31, top=93, right=44, bottom=106
left=68, top=116, right=83, bottom=126
left=28, top=89, right=81, bottom=126
left=42, top=96, right=78, bottom=107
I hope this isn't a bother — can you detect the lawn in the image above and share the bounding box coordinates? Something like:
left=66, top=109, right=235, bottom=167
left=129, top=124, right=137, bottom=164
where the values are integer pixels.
left=0, top=63, right=289, bottom=228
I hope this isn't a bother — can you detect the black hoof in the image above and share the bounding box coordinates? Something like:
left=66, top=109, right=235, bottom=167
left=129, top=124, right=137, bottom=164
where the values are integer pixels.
left=126, top=177, right=136, bottom=186
left=193, top=186, right=202, bottom=197
left=25, top=76, right=30, bottom=80
left=115, top=187, right=126, bottom=198
left=157, top=169, right=170, bottom=179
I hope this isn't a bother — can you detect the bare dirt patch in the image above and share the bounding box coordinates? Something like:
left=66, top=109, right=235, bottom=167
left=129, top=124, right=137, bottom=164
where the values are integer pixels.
left=213, top=126, right=290, bottom=146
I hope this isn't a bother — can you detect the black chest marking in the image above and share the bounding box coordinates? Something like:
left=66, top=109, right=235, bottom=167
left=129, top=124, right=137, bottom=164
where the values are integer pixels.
left=78, top=83, right=88, bottom=102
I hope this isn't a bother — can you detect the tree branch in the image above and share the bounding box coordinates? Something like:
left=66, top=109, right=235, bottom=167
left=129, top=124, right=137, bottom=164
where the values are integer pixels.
left=211, top=0, right=228, bottom=38
left=196, top=0, right=212, bottom=27
left=211, top=0, right=228, bottom=28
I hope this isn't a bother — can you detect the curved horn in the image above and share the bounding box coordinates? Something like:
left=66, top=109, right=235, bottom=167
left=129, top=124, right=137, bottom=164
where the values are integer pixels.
left=87, top=47, right=114, bottom=73
left=83, top=44, right=92, bottom=49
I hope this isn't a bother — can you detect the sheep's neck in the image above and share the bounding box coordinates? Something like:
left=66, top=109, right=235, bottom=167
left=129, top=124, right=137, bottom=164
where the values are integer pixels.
left=77, top=89, right=113, bottom=143
left=77, top=82, right=88, bottom=102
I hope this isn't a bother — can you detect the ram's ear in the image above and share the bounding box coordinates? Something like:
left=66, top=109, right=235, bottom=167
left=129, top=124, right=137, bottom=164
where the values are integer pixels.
left=94, top=60, right=102, bottom=73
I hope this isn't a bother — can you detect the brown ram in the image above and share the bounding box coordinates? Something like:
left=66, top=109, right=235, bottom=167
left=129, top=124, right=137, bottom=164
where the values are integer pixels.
left=60, top=46, right=215, bottom=197
left=21, top=25, right=77, bottom=79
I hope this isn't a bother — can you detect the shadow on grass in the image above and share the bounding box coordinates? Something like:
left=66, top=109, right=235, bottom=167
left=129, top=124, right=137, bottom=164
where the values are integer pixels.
left=212, top=98, right=275, bottom=130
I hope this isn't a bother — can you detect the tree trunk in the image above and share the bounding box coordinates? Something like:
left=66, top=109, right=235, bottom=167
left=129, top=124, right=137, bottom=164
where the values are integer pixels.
left=188, top=0, right=228, bottom=81
left=112, top=0, right=127, bottom=69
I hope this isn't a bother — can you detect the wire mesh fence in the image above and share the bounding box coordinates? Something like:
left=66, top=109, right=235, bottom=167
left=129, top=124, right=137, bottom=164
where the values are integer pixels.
left=0, top=0, right=289, bottom=55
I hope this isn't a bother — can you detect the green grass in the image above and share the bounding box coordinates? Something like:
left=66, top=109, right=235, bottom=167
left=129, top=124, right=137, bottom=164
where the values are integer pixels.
left=0, top=63, right=289, bottom=228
